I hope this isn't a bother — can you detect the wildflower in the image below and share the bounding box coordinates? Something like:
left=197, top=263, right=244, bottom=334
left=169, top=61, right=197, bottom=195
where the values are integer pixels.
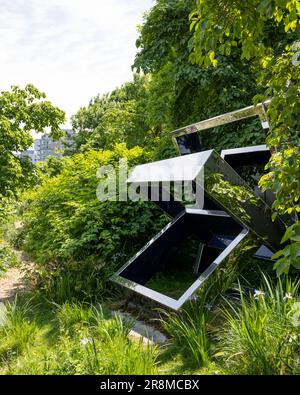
left=288, top=334, right=298, bottom=343
left=205, top=303, right=213, bottom=311
left=283, top=293, right=293, bottom=301
left=80, top=337, right=92, bottom=348
left=254, top=290, right=265, bottom=299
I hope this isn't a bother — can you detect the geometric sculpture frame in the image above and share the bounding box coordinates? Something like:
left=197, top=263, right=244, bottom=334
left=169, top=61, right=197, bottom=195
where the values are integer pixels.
left=111, top=149, right=286, bottom=310
left=112, top=209, right=248, bottom=310
left=110, top=101, right=288, bottom=311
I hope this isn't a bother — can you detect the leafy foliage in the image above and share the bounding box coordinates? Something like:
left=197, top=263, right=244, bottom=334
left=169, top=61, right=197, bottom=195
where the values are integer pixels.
left=20, top=145, right=168, bottom=300
left=71, top=75, right=154, bottom=152
left=190, top=0, right=300, bottom=272
left=0, top=84, right=65, bottom=207
left=273, top=222, right=300, bottom=274
left=0, top=243, right=19, bottom=275
left=134, top=0, right=265, bottom=152
left=37, top=155, right=67, bottom=179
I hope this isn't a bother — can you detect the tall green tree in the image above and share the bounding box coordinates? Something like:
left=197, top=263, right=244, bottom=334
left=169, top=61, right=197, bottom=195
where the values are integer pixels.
left=134, top=0, right=265, bottom=152
left=190, top=0, right=300, bottom=273
left=0, top=84, right=65, bottom=218
left=71, top=74, right=152, bottom=152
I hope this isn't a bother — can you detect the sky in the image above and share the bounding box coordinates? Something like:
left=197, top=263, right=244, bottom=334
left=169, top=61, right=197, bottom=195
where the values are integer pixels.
left=0, top=0, right=154, bottom=130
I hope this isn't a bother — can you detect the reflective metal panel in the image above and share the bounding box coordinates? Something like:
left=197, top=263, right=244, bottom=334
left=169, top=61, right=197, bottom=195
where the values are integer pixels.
left=126, top=149, right=285, bottom=250
left=111, top=210, right=250, bottom=310
left=175, top=134, right=202, bottom=155
left=172, top=101, right=270, bottom=156
left=110, top=101, right=286, bottom=311
left=127, top=150, right=212, bottom=183
left=202, top=150, right=285, bottom=249
left=221, top=145, right=270, bottom=167
left=172, top=101, right=270, bottom=139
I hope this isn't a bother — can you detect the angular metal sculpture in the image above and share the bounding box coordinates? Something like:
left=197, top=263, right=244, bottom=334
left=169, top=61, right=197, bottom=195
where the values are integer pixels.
left=172, top=101, right=271, bottom=156
left=111, top=102, right=286, bottom=310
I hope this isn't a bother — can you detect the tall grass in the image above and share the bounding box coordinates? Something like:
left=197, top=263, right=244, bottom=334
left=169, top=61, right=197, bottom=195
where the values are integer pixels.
left=160, top=300, right=210, bottom=368
left=91, top=312, right=157, bottom=374
left=0, top=296, right=38, bottom=361
left=55, top=303, right=157, bottom=374
left=158, top=263, right=241, bottom=370
left=55, top=301, right=96, bottom=334
left=33, top=262, right=116, bottom=304
left=0, top=297, right=157, bottom=375
left=218, top=274, right=300, bottom=374
left=3, top=274, right=300, bottom=375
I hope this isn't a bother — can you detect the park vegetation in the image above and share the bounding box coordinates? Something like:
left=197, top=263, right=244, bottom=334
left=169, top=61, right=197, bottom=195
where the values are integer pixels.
left=0, top=0, right=299, bottom=375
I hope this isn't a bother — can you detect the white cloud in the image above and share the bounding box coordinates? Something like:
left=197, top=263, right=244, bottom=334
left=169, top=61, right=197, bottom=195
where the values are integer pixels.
left=0, top=0, right=153, bottom=127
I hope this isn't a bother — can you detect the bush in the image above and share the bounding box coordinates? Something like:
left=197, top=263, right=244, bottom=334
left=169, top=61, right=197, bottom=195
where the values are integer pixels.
left=19, top=144, right=168, bottom=301
left=0, top=242, right=19, bottom=275
left=272, top=222, right=300, bottom=275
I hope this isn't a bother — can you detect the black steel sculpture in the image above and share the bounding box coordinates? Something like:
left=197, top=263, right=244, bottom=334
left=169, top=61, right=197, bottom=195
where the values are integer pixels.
left=111, top=102, right=286, bottom=310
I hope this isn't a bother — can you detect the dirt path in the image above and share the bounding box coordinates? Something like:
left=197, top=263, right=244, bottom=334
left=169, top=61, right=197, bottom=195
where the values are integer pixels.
left=0, top=267, right=27, bottom=303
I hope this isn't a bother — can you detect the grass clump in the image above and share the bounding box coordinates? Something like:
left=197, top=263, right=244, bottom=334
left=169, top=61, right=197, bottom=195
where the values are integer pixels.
left=0, top=297, right=38, bottom=362
left=2, top=270, right=300, bottom=375
left=218, top=274, right=300, bottom=374
left=160, top=299, right=210, bottom=368
left=158, top=272, right=300, bottom=375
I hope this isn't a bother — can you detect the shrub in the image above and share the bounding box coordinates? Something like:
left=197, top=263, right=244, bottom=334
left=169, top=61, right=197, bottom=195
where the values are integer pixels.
left=19, top=144, right=168, bottom=301
left=0, top=242, right=19, bottom=275
left=272, top=222, right=300, bottom=275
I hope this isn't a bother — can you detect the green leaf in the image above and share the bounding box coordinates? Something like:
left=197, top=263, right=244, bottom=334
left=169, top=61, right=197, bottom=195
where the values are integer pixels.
left=272, top=249, right=284, bottom=259
left=291, top=234, right=300, bottom=242
left=290, top=243, right=300, bottom=259
left=273, top=257, right=290, bottom=276
left=281, top=226, right=295, bottom=244
left=292, top=259, right=300, bottom=270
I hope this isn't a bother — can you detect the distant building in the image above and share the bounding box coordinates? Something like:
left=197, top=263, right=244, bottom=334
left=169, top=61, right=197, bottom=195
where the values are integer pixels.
left=34, top=134, right=63, bottom=162
left=16, top=150, right=37, bottom=163
left=34, top=130, right=75, bottom=162
left=16, top=130, right=76, bottom=163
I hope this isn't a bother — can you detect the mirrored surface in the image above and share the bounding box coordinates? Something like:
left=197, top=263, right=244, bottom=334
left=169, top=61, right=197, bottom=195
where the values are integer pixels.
left=111, top=210, right=249, bottom=310
left=111, top=148, right=285, bottom=310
